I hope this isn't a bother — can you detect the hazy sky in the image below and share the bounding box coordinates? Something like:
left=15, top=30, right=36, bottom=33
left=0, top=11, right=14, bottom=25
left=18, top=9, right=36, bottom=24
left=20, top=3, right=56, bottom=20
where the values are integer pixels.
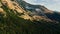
left=23, top=0, right=60, bottom=12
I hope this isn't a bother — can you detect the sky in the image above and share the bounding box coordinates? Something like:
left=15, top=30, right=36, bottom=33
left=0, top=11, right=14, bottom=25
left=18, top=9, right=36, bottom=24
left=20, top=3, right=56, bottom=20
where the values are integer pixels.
left=23, top=0, right=60, bottom=12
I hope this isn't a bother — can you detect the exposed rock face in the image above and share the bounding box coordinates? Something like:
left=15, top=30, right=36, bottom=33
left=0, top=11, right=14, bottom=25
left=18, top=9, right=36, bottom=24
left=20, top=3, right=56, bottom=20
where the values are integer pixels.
left=18, top=0, right=60, bottom=22
left=0, top=0, right=33, bottom=20
left=1, top=0, right=24, bottom=13
left=0, top=0, right=60, bottom=23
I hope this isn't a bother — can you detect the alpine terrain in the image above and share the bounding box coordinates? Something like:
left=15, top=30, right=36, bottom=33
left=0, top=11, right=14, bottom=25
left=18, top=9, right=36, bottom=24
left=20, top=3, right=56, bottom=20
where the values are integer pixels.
left=0, top=0, right=60, bottom=34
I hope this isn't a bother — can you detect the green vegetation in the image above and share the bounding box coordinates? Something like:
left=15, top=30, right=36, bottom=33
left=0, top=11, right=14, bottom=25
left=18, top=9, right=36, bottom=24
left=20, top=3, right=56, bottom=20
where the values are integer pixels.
left=0, top=1, right=60, bottom=34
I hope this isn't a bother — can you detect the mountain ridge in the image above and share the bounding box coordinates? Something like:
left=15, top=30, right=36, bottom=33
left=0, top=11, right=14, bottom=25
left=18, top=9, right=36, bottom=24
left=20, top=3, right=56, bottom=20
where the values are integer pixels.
left=0, top=0, right=60, bottom=23
left=16, top=0, right=60, bottom=23
left=0, top=0, right=60, bottom=34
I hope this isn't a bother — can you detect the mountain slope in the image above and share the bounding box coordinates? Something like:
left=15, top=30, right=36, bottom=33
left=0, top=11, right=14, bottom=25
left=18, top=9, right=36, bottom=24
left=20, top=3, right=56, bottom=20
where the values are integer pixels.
left=0, top=0, right=60, bottom=34
left=16, top=0, right=60, bottom=23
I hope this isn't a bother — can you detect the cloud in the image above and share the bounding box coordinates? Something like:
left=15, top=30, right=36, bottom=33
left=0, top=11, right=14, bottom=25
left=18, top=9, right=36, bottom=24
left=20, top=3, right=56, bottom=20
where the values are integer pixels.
left=53, top=0, right=60, bottom=2
left=45, top=3, right=60, bottom=11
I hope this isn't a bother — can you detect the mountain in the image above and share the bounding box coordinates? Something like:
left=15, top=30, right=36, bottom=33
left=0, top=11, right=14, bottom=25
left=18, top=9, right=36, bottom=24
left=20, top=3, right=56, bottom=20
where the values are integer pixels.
left=0, top=0, right=60, bottom=34
left=16, top=0, right=60, bottom=23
